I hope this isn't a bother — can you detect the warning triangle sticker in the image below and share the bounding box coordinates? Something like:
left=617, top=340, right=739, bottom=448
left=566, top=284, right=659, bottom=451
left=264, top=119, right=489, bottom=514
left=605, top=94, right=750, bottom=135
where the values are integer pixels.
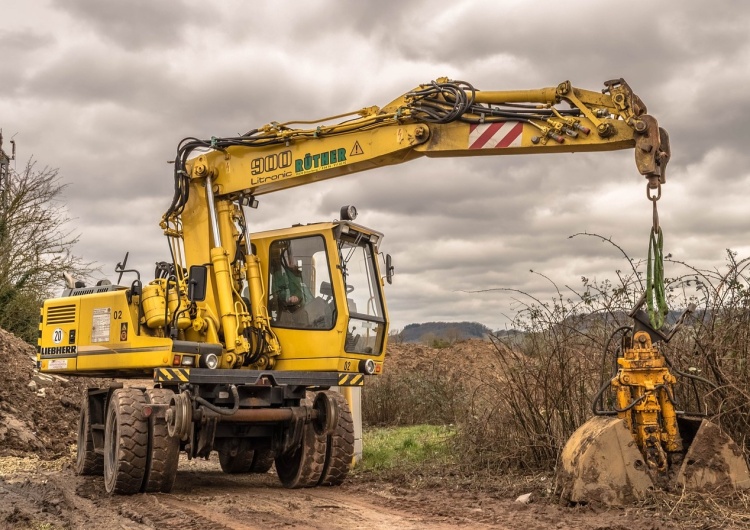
left=350, top=141, right=364, bottom=156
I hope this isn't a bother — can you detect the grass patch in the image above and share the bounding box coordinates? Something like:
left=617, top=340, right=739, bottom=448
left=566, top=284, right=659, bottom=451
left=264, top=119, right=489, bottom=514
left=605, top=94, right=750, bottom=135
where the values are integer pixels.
left=359, top=424, right=455, bottom=472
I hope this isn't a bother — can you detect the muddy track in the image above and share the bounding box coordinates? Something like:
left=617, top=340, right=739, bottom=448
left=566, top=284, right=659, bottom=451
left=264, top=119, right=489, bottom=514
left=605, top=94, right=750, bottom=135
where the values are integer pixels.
left=0, top=456, right=692, bottom=530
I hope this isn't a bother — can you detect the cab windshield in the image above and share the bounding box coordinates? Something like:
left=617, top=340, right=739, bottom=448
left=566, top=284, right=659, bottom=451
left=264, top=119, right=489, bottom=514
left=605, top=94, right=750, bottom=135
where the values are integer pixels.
left=337, top=228, right=386, bottom=355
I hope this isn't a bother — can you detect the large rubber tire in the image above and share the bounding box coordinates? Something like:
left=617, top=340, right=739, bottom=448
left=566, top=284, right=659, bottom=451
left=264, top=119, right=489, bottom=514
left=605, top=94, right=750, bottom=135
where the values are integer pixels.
left=275, top=395, right=327, bottom=488
left=318, top=391, right=355, bottom=486
left=250, top=449, right=275, bottom=473
left=142, top=388, right=180, bottom=493
left=218, top=439, right=256, bottom=474
left=103, top=388, right=149, bottom=495
left=75, top=392, right=103, bottom=476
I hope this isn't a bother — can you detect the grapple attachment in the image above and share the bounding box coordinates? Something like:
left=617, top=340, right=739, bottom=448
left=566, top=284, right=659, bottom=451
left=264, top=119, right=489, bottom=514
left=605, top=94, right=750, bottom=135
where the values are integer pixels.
left=558, top=416, right=750, bottom=505
left=557, top=298, right=750, bottom=505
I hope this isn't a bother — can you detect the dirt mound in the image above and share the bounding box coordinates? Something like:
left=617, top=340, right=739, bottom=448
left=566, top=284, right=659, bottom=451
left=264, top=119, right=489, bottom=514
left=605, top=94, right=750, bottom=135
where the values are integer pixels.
left=0, top=328, right=106, bottom=459
left=384, top=338, right=500, bottom=380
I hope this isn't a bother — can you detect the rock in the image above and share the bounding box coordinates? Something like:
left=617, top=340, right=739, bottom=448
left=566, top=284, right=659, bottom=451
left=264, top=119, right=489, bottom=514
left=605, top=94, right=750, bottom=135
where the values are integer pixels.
left=60, top=396, right=78, bottom=409
left=515, top=492, right=533, bottom=504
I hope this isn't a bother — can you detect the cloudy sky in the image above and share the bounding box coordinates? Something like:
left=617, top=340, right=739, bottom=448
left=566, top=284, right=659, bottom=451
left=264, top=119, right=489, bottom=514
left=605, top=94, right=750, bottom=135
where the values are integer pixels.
left=2, top=1, right=749, bottom=331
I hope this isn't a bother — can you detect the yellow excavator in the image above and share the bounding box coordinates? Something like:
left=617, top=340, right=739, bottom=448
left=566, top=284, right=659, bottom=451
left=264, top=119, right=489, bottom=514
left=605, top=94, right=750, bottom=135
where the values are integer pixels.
left=37, top=77, right=748, bottom=500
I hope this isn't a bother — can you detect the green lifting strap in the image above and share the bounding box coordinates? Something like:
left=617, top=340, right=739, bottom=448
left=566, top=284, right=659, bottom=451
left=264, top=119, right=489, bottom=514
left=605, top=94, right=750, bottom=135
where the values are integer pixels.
left=646, top=226, right=668, bottom=329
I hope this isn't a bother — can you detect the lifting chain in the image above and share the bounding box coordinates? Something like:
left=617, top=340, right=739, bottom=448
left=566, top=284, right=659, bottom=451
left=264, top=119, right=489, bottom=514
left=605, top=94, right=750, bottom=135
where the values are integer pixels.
left=646, top=180, right=668, bottom=329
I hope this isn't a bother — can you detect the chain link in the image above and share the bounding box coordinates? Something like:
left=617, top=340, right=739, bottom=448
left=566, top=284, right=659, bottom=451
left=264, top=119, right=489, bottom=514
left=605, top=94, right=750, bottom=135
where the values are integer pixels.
left=646, top=181, right=662, bottom=202
left=647, top=181, right=661, bottom=233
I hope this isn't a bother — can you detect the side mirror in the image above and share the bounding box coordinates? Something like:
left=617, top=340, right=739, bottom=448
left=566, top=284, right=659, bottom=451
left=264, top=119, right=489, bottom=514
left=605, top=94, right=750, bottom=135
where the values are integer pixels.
left=188, top=265, right=208, bottom=302
left=385, top=254, right=394, bottom=285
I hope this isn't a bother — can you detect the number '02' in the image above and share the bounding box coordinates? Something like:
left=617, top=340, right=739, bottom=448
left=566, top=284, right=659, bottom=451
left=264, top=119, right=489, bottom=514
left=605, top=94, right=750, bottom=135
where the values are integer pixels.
left=113, top=310, right=122, bottom=319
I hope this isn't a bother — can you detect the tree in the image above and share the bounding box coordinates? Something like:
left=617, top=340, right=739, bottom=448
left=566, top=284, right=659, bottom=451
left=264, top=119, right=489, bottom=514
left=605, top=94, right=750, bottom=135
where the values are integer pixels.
left=388, top=328, right=405, bottom=345
left=0, top=160, right=94, bottom=342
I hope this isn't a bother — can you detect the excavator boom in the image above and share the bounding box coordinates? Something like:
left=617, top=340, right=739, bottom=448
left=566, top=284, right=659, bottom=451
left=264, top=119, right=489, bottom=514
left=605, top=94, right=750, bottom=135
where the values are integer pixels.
left=174, top=78, right=668, bottom=204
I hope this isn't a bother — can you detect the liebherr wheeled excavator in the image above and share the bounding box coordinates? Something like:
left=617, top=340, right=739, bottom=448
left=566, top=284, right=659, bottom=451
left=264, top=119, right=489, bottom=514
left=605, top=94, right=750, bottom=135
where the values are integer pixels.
left=37, top=77, right=749, bottom=501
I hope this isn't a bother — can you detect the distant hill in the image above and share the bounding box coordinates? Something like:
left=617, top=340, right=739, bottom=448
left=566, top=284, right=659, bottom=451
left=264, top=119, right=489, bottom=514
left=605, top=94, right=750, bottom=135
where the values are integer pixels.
left=395, top=307, right=690, bottom=345
left=398, top=321, right=493, bottom=343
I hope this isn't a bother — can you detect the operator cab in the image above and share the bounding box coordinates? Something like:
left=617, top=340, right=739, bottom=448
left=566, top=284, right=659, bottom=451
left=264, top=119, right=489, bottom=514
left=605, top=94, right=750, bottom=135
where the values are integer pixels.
left=251, top=220, right=389, bottom=373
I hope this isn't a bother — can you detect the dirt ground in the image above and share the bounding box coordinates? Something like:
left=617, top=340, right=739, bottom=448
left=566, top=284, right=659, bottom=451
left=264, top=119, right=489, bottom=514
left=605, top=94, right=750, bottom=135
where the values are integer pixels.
left=1, top=454, right=690, bottom=530
left=0, top=329, right=742, bottom=529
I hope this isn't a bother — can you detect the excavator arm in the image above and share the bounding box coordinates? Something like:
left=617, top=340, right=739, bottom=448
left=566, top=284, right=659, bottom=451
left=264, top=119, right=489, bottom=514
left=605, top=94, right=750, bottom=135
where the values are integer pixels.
left=159, top=77, right=670, bottom=371
left=169, top=77, right=669, bottom=208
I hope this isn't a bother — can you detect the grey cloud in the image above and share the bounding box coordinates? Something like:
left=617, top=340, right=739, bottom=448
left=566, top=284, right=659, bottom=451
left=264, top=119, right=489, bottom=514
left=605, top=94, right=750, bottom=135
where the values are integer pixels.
left=23, top=46, right=172, bottom=106
left=0, top=28, right=52, bottom=55
left=50, top=0, right=198, bottom=51
left=0, top=29, right=53, bottom=93
left=4, top=0, right=750, bottom=331
left=286, top=0, right=422, bottom=40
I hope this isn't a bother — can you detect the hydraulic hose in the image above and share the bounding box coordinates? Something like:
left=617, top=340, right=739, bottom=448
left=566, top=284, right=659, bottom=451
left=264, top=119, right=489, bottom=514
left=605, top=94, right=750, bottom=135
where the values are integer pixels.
left=195, top=384, right=240, bottom=416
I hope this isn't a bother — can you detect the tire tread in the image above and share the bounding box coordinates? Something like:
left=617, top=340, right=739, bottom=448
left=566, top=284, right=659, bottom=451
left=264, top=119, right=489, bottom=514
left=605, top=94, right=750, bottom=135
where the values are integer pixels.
left=142, top=388, right=180, bottom=493
left=104, top=388, right=148, bottom=495
left=318, top=391, right=355, bottom=486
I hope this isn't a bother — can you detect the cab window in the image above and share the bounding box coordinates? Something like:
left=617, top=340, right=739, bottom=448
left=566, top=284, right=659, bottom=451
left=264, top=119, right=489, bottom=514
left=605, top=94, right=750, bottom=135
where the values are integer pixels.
left=267, top=236, right=336, bottom=330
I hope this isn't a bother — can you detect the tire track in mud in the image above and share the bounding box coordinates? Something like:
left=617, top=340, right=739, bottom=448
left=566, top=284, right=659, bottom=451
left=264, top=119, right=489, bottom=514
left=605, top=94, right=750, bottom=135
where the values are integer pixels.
left=116, top=496, right=236, bottom=530
left=158, top=468, right=462, bottom=529
left=0, top=477, right=72, bottom=527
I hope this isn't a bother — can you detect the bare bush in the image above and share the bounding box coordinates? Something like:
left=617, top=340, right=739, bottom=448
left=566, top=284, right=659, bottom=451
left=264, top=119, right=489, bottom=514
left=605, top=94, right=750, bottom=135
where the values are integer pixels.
left=366, top=237, right=750, bottom=473
left=362, top=352, right=467, bottom=427
left=660, top=251, right=750, bottom=448
left=388, top=328, right=405, bottom=345
left=457, top=268, right=639, bottom=470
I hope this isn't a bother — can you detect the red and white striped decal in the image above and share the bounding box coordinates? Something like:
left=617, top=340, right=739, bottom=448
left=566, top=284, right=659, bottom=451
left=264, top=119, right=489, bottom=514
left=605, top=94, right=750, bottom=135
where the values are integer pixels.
left=468, top=122, right=523, bottom=149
